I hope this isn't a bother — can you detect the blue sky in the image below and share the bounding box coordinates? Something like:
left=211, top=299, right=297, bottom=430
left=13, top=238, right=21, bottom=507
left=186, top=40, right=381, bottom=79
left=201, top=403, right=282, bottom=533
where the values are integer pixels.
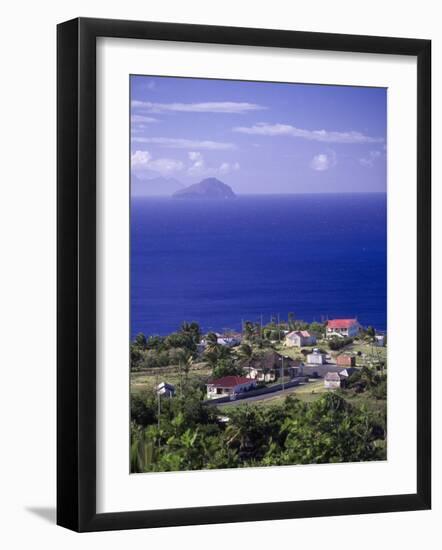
left=130, top=75, right=386, bottom=194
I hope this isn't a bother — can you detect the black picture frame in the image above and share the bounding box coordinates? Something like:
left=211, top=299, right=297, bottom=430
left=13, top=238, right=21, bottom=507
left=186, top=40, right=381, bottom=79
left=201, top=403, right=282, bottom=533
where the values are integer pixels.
left=57, top=17, right=431, bottom=532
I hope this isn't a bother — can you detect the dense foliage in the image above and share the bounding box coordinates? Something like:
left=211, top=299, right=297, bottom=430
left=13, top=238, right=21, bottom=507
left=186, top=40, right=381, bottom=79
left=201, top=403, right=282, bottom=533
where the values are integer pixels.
left=341, top=367, right=387, bottom=400
left=130, top=322, right=200, bottom=371
left=328, top=336, right=354, bottom=350
left=131, top=390, right=387, bottom=473
left=130, top=315, right=387, bottom=473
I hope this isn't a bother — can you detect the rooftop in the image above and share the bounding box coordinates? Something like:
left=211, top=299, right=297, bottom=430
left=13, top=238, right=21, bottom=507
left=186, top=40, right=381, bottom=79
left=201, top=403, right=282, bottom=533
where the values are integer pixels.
left=207, top=375, right=252, bottom=388
left=327, top=318, right=358, bottom=329
left=286, top=330, right=312, bottom=338
left=325, top=372, right=341, bottom=381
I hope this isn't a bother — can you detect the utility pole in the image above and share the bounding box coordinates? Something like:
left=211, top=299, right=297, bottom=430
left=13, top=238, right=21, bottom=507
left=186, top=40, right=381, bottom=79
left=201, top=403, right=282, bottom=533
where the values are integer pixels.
left=157, top=392, right=161, bottom=430
left=157, top=390, right=161, bottom=448
left=280, top=356, right=285, bottom=393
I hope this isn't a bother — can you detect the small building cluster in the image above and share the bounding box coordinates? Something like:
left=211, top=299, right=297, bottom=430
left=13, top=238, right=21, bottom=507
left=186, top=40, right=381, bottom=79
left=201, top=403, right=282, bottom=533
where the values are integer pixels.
left=244, top=367, right=277, bottom=383
left=156, top=317, right=385, bottom=404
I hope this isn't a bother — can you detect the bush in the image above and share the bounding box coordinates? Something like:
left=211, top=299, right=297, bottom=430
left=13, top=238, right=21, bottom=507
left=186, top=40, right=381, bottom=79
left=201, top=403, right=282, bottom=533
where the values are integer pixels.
left=329, top=337, right=353, bottom=350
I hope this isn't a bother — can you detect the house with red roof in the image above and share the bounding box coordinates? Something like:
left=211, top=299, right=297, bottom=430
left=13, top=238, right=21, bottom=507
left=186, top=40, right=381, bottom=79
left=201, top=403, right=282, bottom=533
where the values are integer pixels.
left=326, top=318, right=360, bottom=339
left=206, top=375, right=257, bottom=400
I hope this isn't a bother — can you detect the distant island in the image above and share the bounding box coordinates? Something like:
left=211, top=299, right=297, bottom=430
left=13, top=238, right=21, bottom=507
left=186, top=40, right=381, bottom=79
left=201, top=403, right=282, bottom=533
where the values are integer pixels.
left=173, top=177, right=236, bottom=199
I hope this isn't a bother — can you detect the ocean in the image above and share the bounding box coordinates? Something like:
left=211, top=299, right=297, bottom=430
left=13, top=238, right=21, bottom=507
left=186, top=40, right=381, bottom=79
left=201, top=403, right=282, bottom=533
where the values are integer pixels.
left=130, top=194, right=387, bottom=338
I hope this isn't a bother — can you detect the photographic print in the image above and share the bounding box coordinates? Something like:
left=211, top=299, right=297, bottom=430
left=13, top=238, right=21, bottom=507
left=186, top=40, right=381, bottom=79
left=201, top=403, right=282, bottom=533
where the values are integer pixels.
left=129, top=75, right=387, bottom=474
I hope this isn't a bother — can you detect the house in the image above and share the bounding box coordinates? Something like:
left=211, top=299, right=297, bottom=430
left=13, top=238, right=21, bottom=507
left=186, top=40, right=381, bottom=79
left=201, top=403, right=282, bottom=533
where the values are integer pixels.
left=324, top=372, right=341, bottom=389
left=326, top=318, right=360, bottom=339
left=306, top=349, right=327, bottom=365
left=336, top=354, right=356, bottom=367
left=199, top=333, right=241, bottom=350
left=217, top=336, right=240, bottom=347
left=206, top=375, right=257, bottom=399
left=156, top=382, right=175, bottom=398
left=339, top=367, right=358, bottom=379
left=338, top=368, right=358, bottom=388
left=244, top=367, right=277, bottom=383
left=375, top=334, right=386, bottom=347
left=284, top=330, right=317, bottom=348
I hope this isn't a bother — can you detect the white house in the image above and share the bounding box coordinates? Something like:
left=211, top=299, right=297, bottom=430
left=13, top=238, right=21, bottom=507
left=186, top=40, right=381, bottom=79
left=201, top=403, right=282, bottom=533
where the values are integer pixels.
left=326, top=319, right=360, bottom=339
left=375, top=334, right=386, bottom=347
left=206, top=375, right=257, bottom=400
left=216, top=335, right=240, bottom=347
left=284, top=330, right=316, bottom=348
left=244, top=367, right=277, bottom=383
left=156, top=382, right=175, bottom=398
left=324, top=372, right=341, bottom=389
left=200, top=333, right=241, bottom=348
left=306, top=349, right=327, bottom=365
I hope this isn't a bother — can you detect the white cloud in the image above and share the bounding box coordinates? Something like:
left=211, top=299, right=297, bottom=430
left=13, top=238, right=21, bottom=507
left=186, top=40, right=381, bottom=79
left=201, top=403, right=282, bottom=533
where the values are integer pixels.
left=131, top=137, right=236, bottom=151
left=131, top=114, right=157, bottom=124
left=131, top=150, right=184, bottom=175
left=311, top=151, right=337, bottom=171
left=359, top=150, right=382, bottom=167
left=132, top=149, right=240, bottom=178
left=187, top=152, right=240, bottom=177
left=188, top=151, right=205, bottom=176
left=131, top=150, right=152, bottom=167
left=233, top=122, right=383, bottom=144
left=148, top=158, right=184, bottom=174
left=219, top=161, right=240, bottom=175
left=132, top=100, right=265, bottom=114
left=188, top=151, right=203, bottom=162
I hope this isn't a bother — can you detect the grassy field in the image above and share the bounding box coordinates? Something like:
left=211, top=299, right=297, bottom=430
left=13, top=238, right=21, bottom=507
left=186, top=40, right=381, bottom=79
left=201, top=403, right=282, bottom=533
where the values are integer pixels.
left=345, top=341, right=387, bottom=366
left=258, top=379, right=328, bottom=405
left=273, top=339, right=387, bottom=368
left=219, top=380, right=328, bottom=410
left=130, top=364, right=211, bottom=396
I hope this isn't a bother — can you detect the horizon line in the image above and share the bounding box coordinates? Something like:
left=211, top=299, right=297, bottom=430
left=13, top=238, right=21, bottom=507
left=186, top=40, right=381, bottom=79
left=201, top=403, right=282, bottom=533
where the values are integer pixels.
left=132, top=191, right=387, bottom=197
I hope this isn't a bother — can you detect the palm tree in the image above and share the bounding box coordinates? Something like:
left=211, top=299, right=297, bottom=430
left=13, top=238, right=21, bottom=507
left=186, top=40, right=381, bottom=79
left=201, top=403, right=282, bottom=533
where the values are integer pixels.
left=184, top=354, right=194, bottom=380
left=205, top=332, right=218, bottom=353
left=288, top=312, right=295, bottom=331
left=238, top=343, right=254, bottom=368
left=133, top=332, right=147, bottom=349
left=181, top=321, right=191, bottom=333
left=181, top=321, right=201, bottom=344
left=243, top=321, right=255, bottom=341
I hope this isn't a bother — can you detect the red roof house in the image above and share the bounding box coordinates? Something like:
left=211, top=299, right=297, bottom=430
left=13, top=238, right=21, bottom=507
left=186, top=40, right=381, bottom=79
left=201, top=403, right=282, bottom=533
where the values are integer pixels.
left=326, top=318, right=360, bottom=338
left=206, top=375, right=257, bottom=399
left=336, top=354, right=356, bottom=367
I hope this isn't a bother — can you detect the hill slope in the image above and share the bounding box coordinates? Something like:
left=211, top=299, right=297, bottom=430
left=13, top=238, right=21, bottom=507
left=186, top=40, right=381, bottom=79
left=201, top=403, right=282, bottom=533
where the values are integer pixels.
left=173, top=177, right=236, bottom=199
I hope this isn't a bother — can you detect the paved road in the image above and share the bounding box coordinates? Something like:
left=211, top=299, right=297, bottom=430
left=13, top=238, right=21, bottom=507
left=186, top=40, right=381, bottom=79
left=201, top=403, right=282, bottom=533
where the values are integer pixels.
left=215, top=382, right=309, bottom=407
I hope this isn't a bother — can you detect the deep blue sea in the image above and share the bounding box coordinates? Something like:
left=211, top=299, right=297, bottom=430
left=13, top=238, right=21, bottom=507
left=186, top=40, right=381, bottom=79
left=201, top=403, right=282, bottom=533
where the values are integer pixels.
left=131, top=194, right=386, bottom=338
